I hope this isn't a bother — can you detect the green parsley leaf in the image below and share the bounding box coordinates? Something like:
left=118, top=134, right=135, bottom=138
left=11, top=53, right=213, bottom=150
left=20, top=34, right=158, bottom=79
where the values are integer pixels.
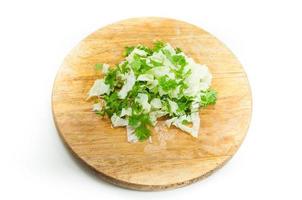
left=150, top=59, right=163, bottom=67
left=128, top=83, right=147, bottom=99
left=130, top=54, right=142, bottom=72
left=158, top=75, right=178, bottom=92
left=135, top=124, right=151, bottom=141
left=95, top=63, right=103, bottom=71
left=153, top=41, right=165, bottom=52
left=123, top=46, right=135, bottom=57
left=175, top=47, right=183, bottom=54
left=200, top=89, right=217, bottom=107
left=131, top=102, right=143, bottom=115
left=182, top=119, right=190, bottom=125
left=129, top=113, right=152, bottom=141
left=137, top=45, right=153, bottom=55
left=176, top=96, right=193, bottom=115
left=130, top=54, right=152, bottom=75
left=103, top=92, right=129, bottom=117
left=172, top=55, right=187, bottom=68
left=161, top=49, right=173, bottom=61
left=117, top=61, right=129, bottom=74
left=128, top=113, right=151, bottom=127
left=104, top=68, right=117, bottom=88
left=95, top=109, right=105, bottom=116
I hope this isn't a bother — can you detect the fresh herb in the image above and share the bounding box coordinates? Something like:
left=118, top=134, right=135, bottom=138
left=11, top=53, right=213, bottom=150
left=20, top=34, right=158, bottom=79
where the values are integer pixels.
left=200, top=89, right=217, bottom=107
left=153, top=41, right=165, bottom=52
left=104, top=68, right=118, bottom=88
left=172, top=55, right=187, bottom=67
left=158, top=75, right=178, bottom=92
left=95, top=63, right=103, bottom=71
left=129, top=113, right=152, bottom=140
left=175, top=47, right=182, bottom=54
left=176, top=96, right=193, bottom=115
left=137, top=45, right=153, bottom=56
left=123, top=46, right=135, bottom=56
left=182, top=119, right=190, bottom=125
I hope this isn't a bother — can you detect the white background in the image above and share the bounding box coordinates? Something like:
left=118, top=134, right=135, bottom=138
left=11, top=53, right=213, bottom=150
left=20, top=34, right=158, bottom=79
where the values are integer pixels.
left=0, top=0, right=302, bottom=199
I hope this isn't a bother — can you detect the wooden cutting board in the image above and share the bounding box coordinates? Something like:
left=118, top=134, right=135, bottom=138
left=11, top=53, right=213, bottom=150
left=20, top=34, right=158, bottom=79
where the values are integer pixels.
left=52, top=17, right=252, bottom=190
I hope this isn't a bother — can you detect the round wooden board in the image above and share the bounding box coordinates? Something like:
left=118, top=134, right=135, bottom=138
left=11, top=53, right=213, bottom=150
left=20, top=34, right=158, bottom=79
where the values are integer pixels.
left=52, top=17, right=252, bottom=190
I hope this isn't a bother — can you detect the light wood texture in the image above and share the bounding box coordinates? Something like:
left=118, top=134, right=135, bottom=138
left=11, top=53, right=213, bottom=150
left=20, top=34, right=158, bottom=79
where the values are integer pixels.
left=52, top=17, right=252, bottom=190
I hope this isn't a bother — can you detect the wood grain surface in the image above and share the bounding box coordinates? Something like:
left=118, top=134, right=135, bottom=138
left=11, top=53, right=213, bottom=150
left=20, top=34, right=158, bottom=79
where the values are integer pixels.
left=52, top=17, right=252, bottom=190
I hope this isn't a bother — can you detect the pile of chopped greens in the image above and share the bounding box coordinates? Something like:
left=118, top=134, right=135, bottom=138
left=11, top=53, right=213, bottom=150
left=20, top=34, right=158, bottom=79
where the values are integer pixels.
left=88, top=41, right=217, bottom=142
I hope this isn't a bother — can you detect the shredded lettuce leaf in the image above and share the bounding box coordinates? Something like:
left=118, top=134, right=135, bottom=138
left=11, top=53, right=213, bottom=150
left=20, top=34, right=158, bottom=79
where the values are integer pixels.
left=118, top=70, right=136, bottom=99
left=87, top=79, right=110, bottom=99
left=111, top=113, right=128, bottom=127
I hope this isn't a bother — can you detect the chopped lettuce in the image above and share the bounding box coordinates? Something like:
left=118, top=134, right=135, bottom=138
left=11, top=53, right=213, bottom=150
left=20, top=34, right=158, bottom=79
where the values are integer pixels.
left=167, top=99, right=179, bottom=115
left=149, top=110, right=167, bottom=125
left=135, top=93, right=151, bottom=113
left=111, top=113, right=128, bottom=127
left=88, top=41, right=217, bottom=142
left=118, top=70, right=136, bottom=99
left=126, top=125, right=138, bottom=143
left=137, top=73, right=154, bottom=82
left=150, top=98, right=162, bottom=109
left=102, top=63, right=110, bottom=74
left=120, top=107, right=132, bottom=117
left=92, top=103, right=101, bottom=111
left=87, top=79, right=110, bottom=99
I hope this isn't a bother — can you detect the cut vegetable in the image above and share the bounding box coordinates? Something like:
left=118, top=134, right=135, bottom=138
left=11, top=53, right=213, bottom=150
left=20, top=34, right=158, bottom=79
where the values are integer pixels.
left=88, top=41, right=217, bottom=142
left=87, top=79, right=110, bottom=99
